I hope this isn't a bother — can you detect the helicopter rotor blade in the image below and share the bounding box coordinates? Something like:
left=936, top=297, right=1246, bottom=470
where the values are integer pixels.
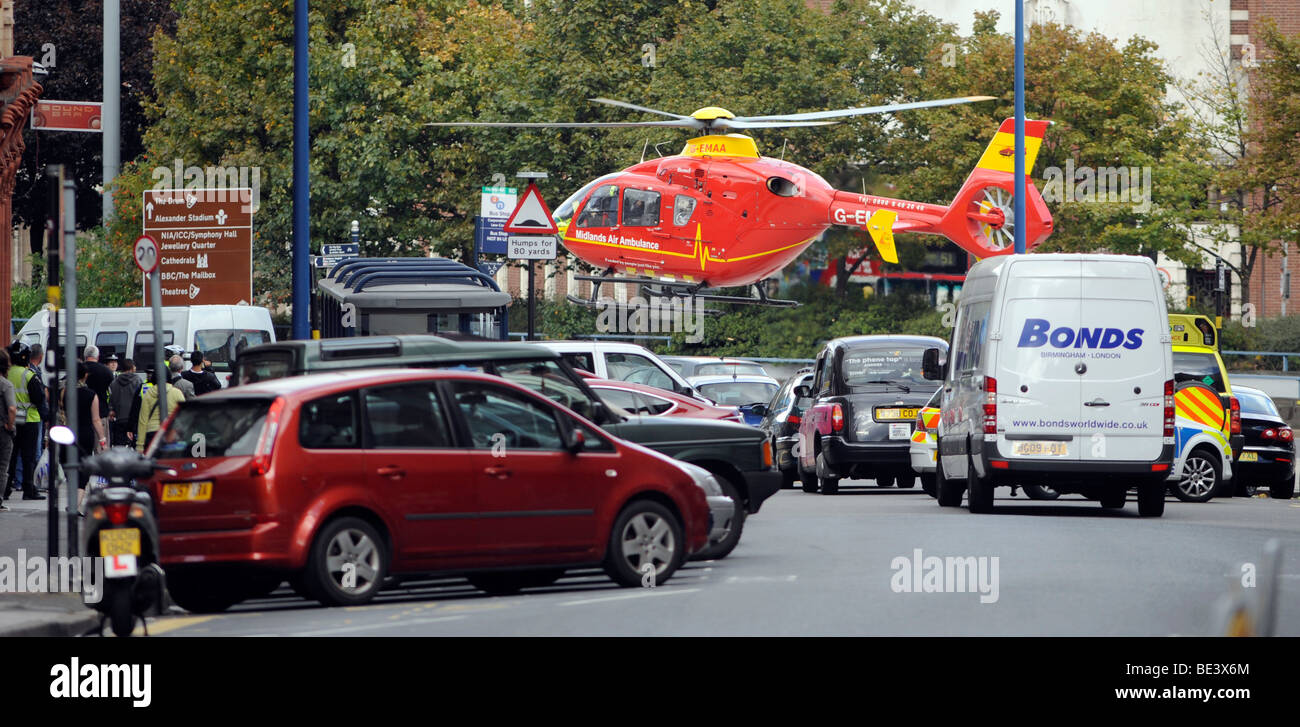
left=587, top=98, right=693, bottom=120
left=733, top=95, right=996, bottom=123
left=713, top=119, right=841, bottom=130
left=424, top=119, right=701, bottom=129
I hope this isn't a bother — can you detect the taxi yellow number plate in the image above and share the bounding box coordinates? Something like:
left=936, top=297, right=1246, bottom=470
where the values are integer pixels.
left=1239, top=452, right=1259, bottom=462
left=1012, top=441, right=1068, bottom=457
left=876, top=407, right=919, bottom=421
left=162, top=481, right=213, bottom=503
left=99, top=528, right=141, bottom=557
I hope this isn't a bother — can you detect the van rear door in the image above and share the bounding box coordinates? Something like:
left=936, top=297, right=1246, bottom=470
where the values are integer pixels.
left=996, top=257, right=1084, bottom=460
left=1078, top=260, right=1167, bottom=461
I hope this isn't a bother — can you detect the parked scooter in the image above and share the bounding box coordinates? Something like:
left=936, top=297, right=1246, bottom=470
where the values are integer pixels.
left=56, top=425, right=175, bottom=637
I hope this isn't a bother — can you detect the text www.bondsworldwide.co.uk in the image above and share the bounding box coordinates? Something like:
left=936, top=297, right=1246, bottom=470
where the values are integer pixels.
left=1009, top=419, right=1151, bottom=429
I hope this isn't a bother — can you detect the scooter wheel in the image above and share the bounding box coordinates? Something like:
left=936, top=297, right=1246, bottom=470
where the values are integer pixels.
left=109, top=586, right=135, bottom=637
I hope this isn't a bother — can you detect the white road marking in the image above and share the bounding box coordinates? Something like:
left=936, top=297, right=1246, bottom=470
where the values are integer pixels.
left=559, top=588, right=701, bottom=606
left=724, top=575, right=798, bottom=584
left=285, top=614, right=467, bottom=636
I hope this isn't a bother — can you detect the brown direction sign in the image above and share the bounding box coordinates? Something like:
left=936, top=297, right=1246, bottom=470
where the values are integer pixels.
left=142, top=188, right=254, bottom=305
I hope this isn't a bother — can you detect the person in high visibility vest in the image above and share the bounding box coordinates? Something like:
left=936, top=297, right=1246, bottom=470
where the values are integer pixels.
left=5, top=342, right=46, bottom=501
left=136, top=368, right=184, bottom=453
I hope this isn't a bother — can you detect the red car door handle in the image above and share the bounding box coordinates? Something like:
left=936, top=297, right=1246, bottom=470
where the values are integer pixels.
left=376, top=465, right=406, bottom=478
left=483, top=466, right=512, bottom=480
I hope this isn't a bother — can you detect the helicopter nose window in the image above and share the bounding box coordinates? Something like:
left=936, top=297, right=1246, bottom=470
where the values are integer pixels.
left=576, top=184, right=620, bottom=228
left=766, top=177, right=801, bottom=197
left=621, top=188, right=661, bottom=227
left=673, top=195, right=696, bottom=226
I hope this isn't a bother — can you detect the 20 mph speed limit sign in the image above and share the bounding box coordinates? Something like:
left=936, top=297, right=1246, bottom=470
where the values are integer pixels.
left=133, top=234, right=159, bottom=274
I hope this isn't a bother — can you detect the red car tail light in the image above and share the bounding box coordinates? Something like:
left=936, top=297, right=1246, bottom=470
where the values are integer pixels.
left=1263, top=428, right=1277, bottom=440
left=1229, top=397, right=1241, bottom=435
left=787, top=413, right=801, bottom=425
left=830, top=404, right=844, bottom=432
left=1281, top=428, right=1294, bottom=442
left=249, top=397, right=287, bottom=476
left=982, top=377, right=997, bottom=435
left=105, top=503, right=130, bottom=526
left=1163, top=379, right=1175, bottom=438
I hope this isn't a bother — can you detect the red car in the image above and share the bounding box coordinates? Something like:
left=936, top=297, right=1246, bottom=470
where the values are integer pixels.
left=144, top=369, right=710, bottom=611
left=576, top=370, right=744, bottom=423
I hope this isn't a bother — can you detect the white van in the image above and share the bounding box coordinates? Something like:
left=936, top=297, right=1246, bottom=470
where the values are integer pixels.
left=15, top=305, right=276, bottom=387
left=531, top=340, right=708, bottom=402
left=921, top=254, right=1176, bottom=516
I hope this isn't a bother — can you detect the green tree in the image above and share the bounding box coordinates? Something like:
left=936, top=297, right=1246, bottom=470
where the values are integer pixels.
left=889, top=12, right=1201, bottom=266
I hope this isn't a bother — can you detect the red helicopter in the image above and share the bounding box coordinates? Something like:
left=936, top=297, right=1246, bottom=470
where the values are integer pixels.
left=431, top=98, right=1053, bottom=306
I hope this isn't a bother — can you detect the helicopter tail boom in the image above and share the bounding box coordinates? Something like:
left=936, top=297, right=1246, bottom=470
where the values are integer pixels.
left=933, top=118, right=1055, bottom=257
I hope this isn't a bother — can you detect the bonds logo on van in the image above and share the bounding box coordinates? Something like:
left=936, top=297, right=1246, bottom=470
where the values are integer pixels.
left=1017, top=319, right=1144, bottom=350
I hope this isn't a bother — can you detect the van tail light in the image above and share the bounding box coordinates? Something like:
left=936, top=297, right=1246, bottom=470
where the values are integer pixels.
left=830, top=404, right=844, bottom=432
left=1280, top=428, right=1294, bottom=442
left=982, top=377, right=997, bottom=435
left=105, top=503, right=130, bottom=526
left=1229, top=397, right=1241, bottom=435
left=249, top=397, right=286, bottom=476
left=915, top=411, right=927, bottom=432
left=1163, top=379, right=1175, bottom=438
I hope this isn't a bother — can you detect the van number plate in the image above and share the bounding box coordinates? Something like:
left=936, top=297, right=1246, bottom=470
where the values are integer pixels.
left=162, top=481, right=213, bottom=502
left=1011, top=441, right=1067, bottom=457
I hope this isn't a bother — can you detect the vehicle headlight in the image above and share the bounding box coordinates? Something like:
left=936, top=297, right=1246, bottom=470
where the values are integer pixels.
left=676, top=461, right=723, bottom=496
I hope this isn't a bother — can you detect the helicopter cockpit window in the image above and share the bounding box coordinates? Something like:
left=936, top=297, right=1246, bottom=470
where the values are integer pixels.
left=766, top=177, right=801, bottom=197
left=621, top=188, right=660, bottom=227
left=554, top=174, right=619, bottom=230
left=576, top=184, right=620, bottom=228
left=673, top=195, right=696, bottom=226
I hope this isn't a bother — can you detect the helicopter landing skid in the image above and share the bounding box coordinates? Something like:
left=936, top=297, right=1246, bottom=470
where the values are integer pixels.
left=571, top=272, right=798, bottom=308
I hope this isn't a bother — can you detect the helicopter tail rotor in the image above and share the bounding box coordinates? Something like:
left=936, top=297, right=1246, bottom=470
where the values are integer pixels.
left=935, top=118, right=1054, bottom=258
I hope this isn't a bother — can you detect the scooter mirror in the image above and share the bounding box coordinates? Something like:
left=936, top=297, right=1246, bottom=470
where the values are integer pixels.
left=49, top=425, right=76, bottom=446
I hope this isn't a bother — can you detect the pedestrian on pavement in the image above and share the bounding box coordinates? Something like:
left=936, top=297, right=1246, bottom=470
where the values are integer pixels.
left=0, top=351, right=17, bottom=512
left=82, top=345, right=114, bottom=452
left=181, top=351, right=221, bottom=396
left=66, top=363, right=106, bottom=509
left=108, top=358, right=142, bottom=447
left=16, top=342, right=47, bottom=493
left=5, top=342, right=45, bottom=501
left=136, top=368, right=184, bottom=453
left=168, top=355, right=196, bottom=400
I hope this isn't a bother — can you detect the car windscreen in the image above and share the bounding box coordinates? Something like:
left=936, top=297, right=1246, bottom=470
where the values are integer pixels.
left=1173, top=352, right=1226, bottom=393
left=151, top=399, right=272, bottom=460
left=840, top=346, right=928, bottom=390
left=696, top=381, right=778, bottom=406
left=696, top=363, right=766, bottom=376
left=197, top=329, right=273, bottom=372
left=1236, top=390, right=1278, bottom=417
left=489, top=359, right=599, bottom=421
